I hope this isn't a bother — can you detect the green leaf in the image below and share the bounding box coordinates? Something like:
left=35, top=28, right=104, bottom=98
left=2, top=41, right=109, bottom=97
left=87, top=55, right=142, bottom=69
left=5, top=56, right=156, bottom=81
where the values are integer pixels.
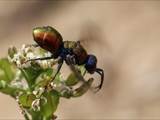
left=28, top=110, right=42, bottom=120
left=0, top=58, right=16, bottom=82
left=40, top=90, right=60, bottom=119
left=35, top=68, right=53, bottom=88
left=0, top=80, right=7, bottom=88
left=20, top=63, right=44, bottom=90
left=65, top=73, right=79, bottom=86
left=65, top=65, right=86, bottom=86
left=19, top=93, right=36, bottom=108
left=0, top=80, right=24, bottom=98
left=0, top=59, right=25, bottom=98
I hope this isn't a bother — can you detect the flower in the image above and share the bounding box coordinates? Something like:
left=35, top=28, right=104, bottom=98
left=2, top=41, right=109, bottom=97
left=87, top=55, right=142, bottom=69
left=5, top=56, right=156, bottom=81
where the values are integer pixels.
left=8, top=44, right=56, bottom=69
left=32, top=99, right=40, bottom=111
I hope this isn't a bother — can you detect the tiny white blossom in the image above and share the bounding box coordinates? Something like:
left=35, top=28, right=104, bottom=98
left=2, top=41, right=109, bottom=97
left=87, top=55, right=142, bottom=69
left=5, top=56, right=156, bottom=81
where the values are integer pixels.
left=39, top=60, right=48, bottom=69
left=21, top=44, right=26, bottom=50
left=16, top=60, right=22, bottom=68
left=33, top=87, right=45, bottom=97
left=39, top=87, right=45, bottom=94
left=51, top=82, right=57, bottom=88
left=33, top=90, right=38, bottom=96
left=21, top=61, right=31, bottom=68
left=16, top=97, right=19, bottom=102
left=41, top=97, right=47, bottom=104
left=32, top=99, right=40, bottom=111
left=26, top=52, right=35, bottom=60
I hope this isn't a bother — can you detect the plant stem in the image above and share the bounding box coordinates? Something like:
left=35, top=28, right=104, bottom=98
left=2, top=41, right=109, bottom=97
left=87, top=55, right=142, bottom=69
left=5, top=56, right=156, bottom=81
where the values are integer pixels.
left=24, top=113, right=30, bottom=120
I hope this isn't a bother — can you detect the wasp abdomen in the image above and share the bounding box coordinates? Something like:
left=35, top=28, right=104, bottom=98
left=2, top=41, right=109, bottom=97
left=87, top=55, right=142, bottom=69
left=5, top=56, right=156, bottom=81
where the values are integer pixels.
left=33, top=26, right=63, bottom=57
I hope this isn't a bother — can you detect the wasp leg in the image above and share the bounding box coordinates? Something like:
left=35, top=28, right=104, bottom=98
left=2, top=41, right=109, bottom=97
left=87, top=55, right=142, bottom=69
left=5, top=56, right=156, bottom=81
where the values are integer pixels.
left=72, top=78, right=94, bottom=97
left=65, top=55, right=86, bottom=83
left=93, top=68, right=104, bottom=92
left=47, top=57, right=63, bottom=88
left=66, top=55, right=100, bottom=93
left=60, top=78, right=93, bottom=98
left=25, top=56, right=54, bottom=63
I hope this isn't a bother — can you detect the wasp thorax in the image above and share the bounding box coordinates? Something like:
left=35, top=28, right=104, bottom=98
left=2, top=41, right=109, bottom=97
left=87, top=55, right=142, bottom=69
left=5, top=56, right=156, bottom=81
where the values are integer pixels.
left=33, top=26, right=63, bottom=57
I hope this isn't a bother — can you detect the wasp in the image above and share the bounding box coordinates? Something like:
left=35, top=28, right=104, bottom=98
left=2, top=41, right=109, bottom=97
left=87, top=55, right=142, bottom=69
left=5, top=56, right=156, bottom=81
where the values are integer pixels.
left=27, top=26, right=104, bottom=91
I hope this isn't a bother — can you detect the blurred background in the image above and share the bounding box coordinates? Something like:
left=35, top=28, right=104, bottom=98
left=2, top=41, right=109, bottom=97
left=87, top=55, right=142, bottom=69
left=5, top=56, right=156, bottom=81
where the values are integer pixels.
left=1, top=0, right=160, bottom=119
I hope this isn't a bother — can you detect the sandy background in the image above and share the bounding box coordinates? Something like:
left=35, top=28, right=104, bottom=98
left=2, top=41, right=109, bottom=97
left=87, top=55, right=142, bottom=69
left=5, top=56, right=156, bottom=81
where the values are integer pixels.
left=0, top=0, right=160, bottom=119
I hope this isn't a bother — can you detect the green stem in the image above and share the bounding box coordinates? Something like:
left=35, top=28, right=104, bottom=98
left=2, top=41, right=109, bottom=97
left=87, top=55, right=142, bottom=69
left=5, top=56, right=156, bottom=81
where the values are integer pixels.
left=23, top=112, right=30, bottom=120
left=20, top=69, right=33, bottom=91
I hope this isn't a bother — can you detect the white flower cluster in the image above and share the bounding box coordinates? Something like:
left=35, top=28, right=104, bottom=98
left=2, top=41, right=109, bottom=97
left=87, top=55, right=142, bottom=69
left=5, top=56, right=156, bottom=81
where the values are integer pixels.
left=8, top=44, right=56, bottom=69
left=8, top=44, right=75, bottom=99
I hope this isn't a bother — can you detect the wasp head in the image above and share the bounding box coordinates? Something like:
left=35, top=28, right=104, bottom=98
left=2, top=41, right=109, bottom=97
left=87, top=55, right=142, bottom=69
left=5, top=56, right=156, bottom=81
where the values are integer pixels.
left=85, top=54, right=97, bottom=74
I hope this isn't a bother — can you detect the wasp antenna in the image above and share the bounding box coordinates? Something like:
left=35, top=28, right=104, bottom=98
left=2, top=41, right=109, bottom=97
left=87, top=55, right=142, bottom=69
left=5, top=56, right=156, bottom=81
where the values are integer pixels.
left=95, top=68, right=104, bottom=90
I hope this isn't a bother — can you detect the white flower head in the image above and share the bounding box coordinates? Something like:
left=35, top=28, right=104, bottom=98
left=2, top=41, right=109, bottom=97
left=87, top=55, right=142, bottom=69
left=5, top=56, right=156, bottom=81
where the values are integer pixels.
left=26, top=52, right=35, bottom=60
left=9, top=44, right=57, bottom=69
left=33, top=87, right=45, bottom=97
left=38, top=60, right=48, bottom=69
